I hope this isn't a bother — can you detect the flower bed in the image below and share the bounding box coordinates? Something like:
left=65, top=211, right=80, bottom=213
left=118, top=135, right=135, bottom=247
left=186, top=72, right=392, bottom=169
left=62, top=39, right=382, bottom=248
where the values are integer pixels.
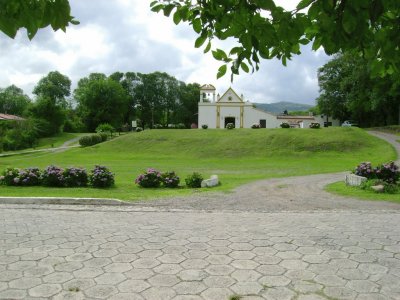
left=0, top=165, right=114, bottom=188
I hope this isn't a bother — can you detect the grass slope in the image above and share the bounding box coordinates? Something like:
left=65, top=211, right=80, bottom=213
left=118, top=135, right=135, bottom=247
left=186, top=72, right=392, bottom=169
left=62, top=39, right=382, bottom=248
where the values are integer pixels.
left=0, top=128, right=396, bottom=201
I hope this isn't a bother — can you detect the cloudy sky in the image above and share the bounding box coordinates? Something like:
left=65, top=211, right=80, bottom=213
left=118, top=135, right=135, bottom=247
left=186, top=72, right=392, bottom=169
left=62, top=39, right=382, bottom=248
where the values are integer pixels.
left=0, top=0, right=331, bottom=105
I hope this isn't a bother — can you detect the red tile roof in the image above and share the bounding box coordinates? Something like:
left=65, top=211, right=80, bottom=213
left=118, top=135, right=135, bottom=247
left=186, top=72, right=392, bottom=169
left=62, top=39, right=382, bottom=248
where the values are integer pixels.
left=0, top=113, right=25, bottom=121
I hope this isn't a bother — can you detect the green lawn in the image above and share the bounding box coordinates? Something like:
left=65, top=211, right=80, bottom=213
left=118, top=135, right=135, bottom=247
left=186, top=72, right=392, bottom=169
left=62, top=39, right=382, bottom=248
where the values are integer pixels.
left=326, top=181, right=400, bottom=203
left=0, top=127, right=396, bottom=201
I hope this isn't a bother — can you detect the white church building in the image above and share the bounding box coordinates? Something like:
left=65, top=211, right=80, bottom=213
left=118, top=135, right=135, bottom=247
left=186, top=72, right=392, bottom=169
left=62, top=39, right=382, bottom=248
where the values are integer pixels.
left=198, top=84, right=339, bottom=129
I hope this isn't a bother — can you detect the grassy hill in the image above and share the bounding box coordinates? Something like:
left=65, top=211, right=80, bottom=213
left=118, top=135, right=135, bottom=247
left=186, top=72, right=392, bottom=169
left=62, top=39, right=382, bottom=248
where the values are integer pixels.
left=0, top=128, right=396, bottom=201
left=255, top=102, right=313, bottom=114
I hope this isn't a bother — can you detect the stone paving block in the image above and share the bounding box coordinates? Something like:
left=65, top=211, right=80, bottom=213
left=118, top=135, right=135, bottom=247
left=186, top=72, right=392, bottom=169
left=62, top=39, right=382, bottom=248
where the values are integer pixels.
left=43, top=271, right=74, bottom=283
left=254, top=255, right=281, bottom=264
left=118, top=279, right=150, bottom=293
left=284, top=269, right=315, bottom=280
left=256, top=264, right=286, bottom=275
left=230, top=281, right=263, bottom=295
left=178, top=269, right=208, bottom=281
left=94, top=272, right=126, bottom=285
left=142, top=286, right=176, bottom=300
left=138, top=249, right=163, bottom=258
left=291, top=280, right=323, bottom=293
left=174, top=281, right=207, bottom=294
left=85, top=284, right=118, bottom=299
left=108, top=292, right=144, bottom=300
left=231, top=269, right=261, bottom=282
left=73, top=267, right=104, bottom=278
left=24, top=266, right=53, bottom=277
left=63, top=278, right=96, bottom=291
left=231, top=259, right=259, bottom=269
left=154, top=263, right=183, bottom=275
left=104, top=262, right=132, bottom=273
left=29, top=283, right=62, bottom=297
left=323, top=286, right=357, bottom=299
left=205, top=264, right=235, bottom=275
left=0, top=289, right=27, bottom=299
left=261, top=286, right=296, bottom=300
left=9, top=277, right=42, bottom=289
left=258, top=275, right=291, bottom=287
left=124, top=268, right=155, bottom=279
left=279, top=259, right=308, bottom=270
left=148, top=274, right=180, bottom=287
left=206, top=254, right=233, bottom=264
left=314, top=274, right=347, bottom=286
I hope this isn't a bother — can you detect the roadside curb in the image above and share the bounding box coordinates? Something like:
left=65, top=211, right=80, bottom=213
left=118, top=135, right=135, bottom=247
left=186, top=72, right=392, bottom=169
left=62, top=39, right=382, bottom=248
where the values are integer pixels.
left=0, top=196, right=133, bottom=206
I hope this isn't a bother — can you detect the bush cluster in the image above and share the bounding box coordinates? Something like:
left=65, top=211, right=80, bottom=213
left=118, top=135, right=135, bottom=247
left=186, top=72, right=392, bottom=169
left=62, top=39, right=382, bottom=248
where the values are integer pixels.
left=79, top=134, right=107, bottom=147
left=202, top=124, right=208, bottom=129
left=89, top=165, right=115, bottom=188
left=309, top=123, right=321, bottom=129
left=226, top=123, right=234, bottom=130
left=354, top=161, right=399, bottom=183
left=280, top=122, right=290, bottom=128
left=251, top=124, right=260, bottom=129
left=185, top=172, right=203, bottom=188
left=0, top=165, right=114, bottom=188
left=135, top=169, right=202, bottom=189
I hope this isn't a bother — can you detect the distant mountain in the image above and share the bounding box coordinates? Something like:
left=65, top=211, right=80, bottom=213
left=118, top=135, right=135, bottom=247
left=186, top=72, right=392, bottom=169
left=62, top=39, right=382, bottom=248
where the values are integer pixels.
left=254, top=102, right=314, bottom=114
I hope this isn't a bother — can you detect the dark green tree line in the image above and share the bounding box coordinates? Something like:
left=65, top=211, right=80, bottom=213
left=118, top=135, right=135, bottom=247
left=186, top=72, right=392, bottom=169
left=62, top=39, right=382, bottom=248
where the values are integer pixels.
left=317, top=53, right=400, bottom=127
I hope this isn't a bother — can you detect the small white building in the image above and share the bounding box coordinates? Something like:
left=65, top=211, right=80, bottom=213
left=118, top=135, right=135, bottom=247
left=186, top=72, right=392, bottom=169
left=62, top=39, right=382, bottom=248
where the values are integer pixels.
left=198, top=85, right=339, bottom=128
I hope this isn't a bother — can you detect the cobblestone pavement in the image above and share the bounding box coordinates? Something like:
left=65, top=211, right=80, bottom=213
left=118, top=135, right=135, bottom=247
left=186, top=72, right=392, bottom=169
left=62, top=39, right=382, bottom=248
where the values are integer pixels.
left=0, top=206, right=399, bottom=299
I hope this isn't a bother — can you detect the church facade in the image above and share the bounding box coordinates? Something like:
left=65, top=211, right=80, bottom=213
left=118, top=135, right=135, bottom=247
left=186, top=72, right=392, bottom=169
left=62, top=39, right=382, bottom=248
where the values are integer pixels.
left=198, top=84, right=339, bottom=129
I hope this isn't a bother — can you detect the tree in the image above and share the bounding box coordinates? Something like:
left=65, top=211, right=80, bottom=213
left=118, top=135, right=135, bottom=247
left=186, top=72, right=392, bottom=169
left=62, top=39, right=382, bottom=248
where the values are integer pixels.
left=317, top=53, right=400, bottom=126
left=74, top=74, right=129, bottom=131
left=175, top=82, right=200, bottom=126
left=151, top=0, right=400, bottom=78
left=0, top=84, right=31, bottom=115
left=0, top=0, right=78, bottom=39
left=30, top=96, right=66, bottom=136
left=33, top=71, right=71, bottom=108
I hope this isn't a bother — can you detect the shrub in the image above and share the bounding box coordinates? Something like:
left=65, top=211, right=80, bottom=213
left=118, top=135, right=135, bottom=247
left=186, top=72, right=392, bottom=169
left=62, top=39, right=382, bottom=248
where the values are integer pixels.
left=201, top=124, right=208, bottom=129
left=375, top=161, right=399, bottom=184
left=191, top=123, right=198, bottom=129
left=0, top=167, right=20, bottom=186
left=136, top=127, right=143, bottom=132
left=89, top=165, right=114, bottom=188
left=176, top=123, right=186, bottom=129
left=185, top=172, right=203, bottom=188
left=18, top=167, right=41, bottom=186
left=226, top=123, right=234, bottom=129
left=309, top=123, right=321, bottom=129
left=79, top=135, right=93, bottom=147
left=63, top=167, right=88, bottom=187
left=354, top=162, right=375, bottom=179
left=99, top=133, right=108, bottom=142
left=162, top=171, right=180, bottom=188
left=383, top=183, right=399, bottom=194
left=135, top=168, right=162, bottom=188
left=96, top=123, right=115, bottom=137
left=280, top=122, right=290, bottom=128
left=42, top=165, right=65, bottom=187
left=91, top=134, right=102, bottom=145
left=251, top=124, right=260, bottom=129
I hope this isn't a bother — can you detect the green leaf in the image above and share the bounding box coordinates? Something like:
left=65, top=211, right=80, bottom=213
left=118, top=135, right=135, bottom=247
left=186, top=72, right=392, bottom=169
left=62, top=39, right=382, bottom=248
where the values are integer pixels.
left=192, top=18, right=202, bottom=33
left=299, top=38, right=309, bottom=45
left=173, top=11, right=181, bottom=25
left=195, top=34, right=207, bottom=48
left=241, top=62, right=249, bottom=73
left=342, top=9, right=357, bottom=34
left=296, top=0, right=315, bottom=10
left=151, top=4, right=164, bottom=12
left=212, top=49, right=228, bottom=61
left=163, top=4, right=174, bottom=17
left=204, top=41, right=211, bottom=53
left=217, top=65, right=227, bottom=79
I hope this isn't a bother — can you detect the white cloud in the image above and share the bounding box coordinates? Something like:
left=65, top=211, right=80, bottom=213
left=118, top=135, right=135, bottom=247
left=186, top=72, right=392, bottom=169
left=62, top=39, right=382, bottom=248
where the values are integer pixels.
left=0, top=0, right=330, bottom=105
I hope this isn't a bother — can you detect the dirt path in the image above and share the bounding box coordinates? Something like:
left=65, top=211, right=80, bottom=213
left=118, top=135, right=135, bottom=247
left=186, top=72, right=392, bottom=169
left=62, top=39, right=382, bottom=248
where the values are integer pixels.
left=132, top=131, right=400, bottom=212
